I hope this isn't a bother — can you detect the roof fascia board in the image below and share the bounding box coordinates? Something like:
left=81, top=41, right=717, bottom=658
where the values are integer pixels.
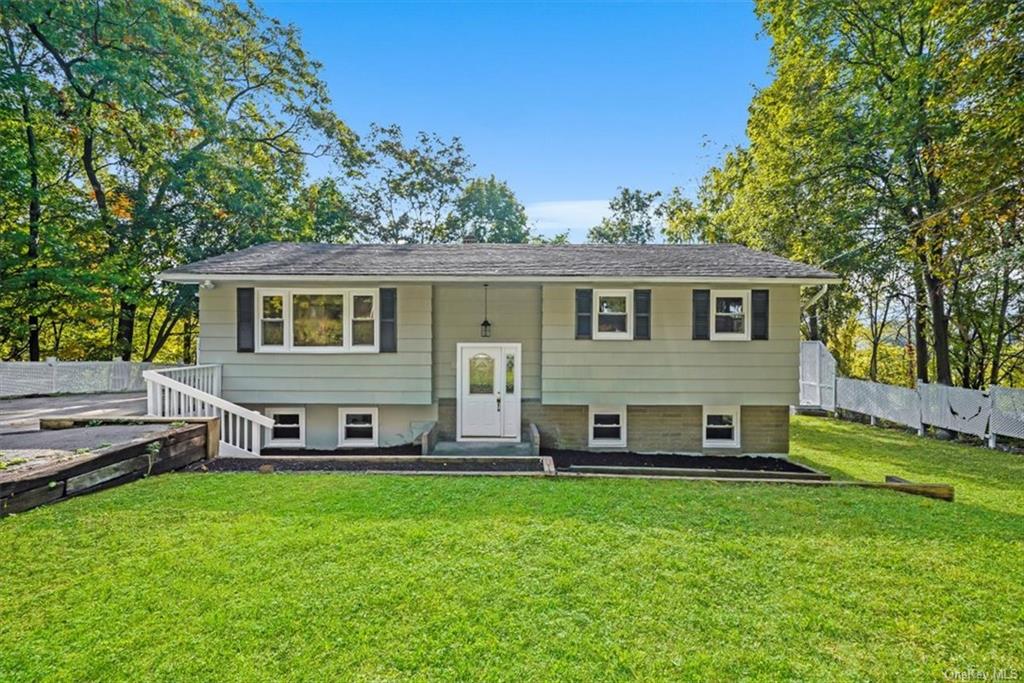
left=160, top=272, right=841, bottom=286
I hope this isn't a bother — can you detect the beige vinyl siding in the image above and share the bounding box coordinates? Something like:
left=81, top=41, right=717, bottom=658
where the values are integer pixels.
left=541, top=283, right=801, bottom=405
left=432, top=284, right=542, bottom=400
left=198, top=283, right=432, bottom=404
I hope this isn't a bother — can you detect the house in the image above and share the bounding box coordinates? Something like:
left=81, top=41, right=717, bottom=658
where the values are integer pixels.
left=154, top=242, right=838, bottom=456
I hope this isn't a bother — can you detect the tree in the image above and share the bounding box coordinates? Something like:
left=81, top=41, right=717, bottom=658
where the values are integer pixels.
left=529, top=231, right=570, bottom=245
left=587, top=187, right=662, bottom=244
left=667, top=0, right=1024, bottom=388
left=454, top=176, right=529, bottom=243
left=2, top=0, right=358, bottom=360
left=351, top=124, right=472, bottom=244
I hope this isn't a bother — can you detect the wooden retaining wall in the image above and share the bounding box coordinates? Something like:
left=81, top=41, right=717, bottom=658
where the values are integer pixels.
left=1, top=418, right=217, bottom=517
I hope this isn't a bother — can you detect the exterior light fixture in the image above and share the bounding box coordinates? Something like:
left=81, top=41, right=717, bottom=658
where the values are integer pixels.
left=480, top=284, right=492, bottom=337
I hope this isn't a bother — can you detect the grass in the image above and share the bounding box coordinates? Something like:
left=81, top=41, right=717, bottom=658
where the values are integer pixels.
left=1, top=416, right=1022, bottom=681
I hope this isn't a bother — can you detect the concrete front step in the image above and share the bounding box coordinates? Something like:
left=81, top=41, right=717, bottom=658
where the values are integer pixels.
left=430, top=440, right=534, bottom=457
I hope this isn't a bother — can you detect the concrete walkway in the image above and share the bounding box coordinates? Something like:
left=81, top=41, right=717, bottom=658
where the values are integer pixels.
left=0, top=392, right=146, bottom=434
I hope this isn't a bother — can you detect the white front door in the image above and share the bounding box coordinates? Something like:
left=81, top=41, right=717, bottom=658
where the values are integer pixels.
left=458, top=343, right=521, bottom=440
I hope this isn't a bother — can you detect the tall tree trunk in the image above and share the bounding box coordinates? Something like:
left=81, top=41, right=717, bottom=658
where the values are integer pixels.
left=115, top=300, right=136, bottom=361
left=914, top=276, right=929, bottom=383
left=924, top=268, right=953, bottom=385
left=989, top=267, right=1011, bottom=386
left=807, top=304, right=820, bottom=341
left=21, top=97, right=41, bottom=361
left=9, top=31, right=42, bottom=361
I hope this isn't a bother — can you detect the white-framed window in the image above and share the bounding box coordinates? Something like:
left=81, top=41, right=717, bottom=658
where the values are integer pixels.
left=338, top=407, right=379, bottom=447
left=266, top=407, right=306, bottom=448
left=589, top=406, right=627, bottom=448
left=256, top=288, right=379, bottom=353
left=593, top=289, right=632, bottom=340
left=703, top=405, right=740, bottom=448
left=710, top=289, right=750, bottom=341
left=259, top=291, right=287, bottom=350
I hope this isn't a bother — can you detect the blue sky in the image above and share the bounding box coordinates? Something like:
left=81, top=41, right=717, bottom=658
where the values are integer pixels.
left=260, top=1, right=771, bottom=241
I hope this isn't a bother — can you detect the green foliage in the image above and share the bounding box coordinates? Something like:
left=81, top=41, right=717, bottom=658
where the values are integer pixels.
left=587, top=187, right=663, bottom=244
left=0, top=0, right=360, bottom=362
left=454, top=176, right=529, bottom=243
left=351, top=124, right=472, bottom=244
left=2, top=419, right=1023, bottom=678
left=671, top=0, right=1024, bottom=387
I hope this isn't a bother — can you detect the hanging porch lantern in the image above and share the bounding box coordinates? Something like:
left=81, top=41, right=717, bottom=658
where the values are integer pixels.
left=480, top=283, right=492, bottom=337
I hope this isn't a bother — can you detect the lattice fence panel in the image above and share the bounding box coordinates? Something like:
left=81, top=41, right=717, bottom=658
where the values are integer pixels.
left=836, top=377, right=921, bottom=430
left=918, top=382, right=992, bottom=438
left=991, top=386, right=1024, bottom=441
left=0, top=361, right=161, bottom=397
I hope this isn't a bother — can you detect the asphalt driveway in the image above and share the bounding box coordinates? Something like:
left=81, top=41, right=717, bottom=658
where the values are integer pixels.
left=0, top=392, right=147, bottom=434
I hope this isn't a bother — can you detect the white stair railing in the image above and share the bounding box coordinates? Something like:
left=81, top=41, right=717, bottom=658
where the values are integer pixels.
left=143, top=365, right=273, bottom=456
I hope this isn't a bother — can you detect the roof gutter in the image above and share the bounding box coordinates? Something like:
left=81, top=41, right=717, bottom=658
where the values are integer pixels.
left=158, top=272, right=842, bottom=286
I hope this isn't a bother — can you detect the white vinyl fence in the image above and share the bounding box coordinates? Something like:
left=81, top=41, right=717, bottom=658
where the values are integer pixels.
left=800, top=341, right=837, bottom=411
left=0, top=359, right=165, bottom=397
left=799, top=341, right=1024, bottom=448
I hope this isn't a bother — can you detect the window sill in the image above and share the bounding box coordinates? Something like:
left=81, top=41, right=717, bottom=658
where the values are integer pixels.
left=708, top=335, right=750, bottom=342
left=703, top=440, right=741, bottom=449
left=591, top=335, right=633, bottom=342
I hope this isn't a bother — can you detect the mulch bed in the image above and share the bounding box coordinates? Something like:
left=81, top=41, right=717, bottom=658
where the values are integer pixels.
left=543, top=449, right=815, bottom=474
left=260, top=444, right=421, bottom=457
left=203, top=456, right=543, bottom=473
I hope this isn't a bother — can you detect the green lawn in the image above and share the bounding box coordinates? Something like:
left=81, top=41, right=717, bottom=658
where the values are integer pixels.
left=1, top=417, right=1022, bottom=681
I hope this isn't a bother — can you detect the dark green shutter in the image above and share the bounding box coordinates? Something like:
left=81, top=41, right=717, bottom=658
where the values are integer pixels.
left=380, top=288, right=397, bottom=352
left=692, top=289, right=710, bottom=340
left=634, top=289, right=651, bottom=340
left=575, top=289, right=593, bottom=339
left=236, top=287, right=255, bottom=352
left=752, top=289, right=769, bottom=340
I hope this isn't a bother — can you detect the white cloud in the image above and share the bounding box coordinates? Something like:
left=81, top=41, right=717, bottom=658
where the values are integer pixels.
left=525, top=199, right=609, bottom=243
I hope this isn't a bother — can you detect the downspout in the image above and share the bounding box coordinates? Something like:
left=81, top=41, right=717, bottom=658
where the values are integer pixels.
left=802, top=283, right=829, bottom=315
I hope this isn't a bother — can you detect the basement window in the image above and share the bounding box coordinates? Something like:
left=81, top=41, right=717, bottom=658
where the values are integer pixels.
left=703, top=406, right=740, bottom=448
left=266, top=407, right=306, bottom=448
left=589, top=406, right=627, bottom=448
left=339, top=407, right=379, bottom=447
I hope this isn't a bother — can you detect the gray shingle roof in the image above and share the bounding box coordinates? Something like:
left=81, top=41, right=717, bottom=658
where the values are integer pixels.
left=161, top=242, right=837, bottom=281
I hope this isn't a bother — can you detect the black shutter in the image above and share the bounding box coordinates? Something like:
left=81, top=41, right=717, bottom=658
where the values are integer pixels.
left=634, top=289, right=651, bottom=340
left=380, top=288, right=397, bottom=352
left=236, top=287, right=255, bottom=352
left=692, top=289, right=710, bottom=340
left=752, top=289, right=769, bottom=340
left=575, top=289, right=593, bottom=339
